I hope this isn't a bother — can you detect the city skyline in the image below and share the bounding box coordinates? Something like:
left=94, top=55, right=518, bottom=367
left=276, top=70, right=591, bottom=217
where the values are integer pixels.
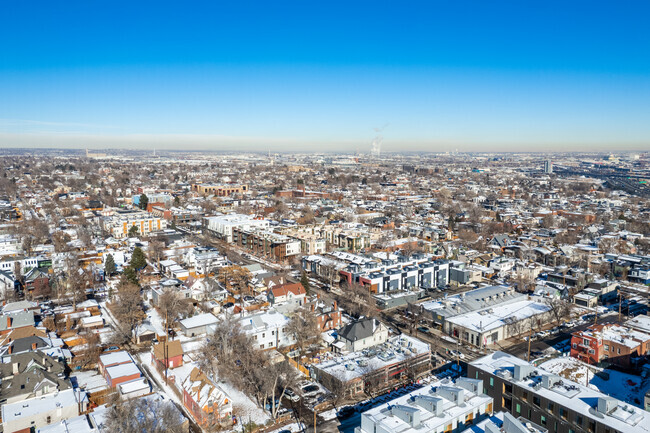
left=1, top=1, right=650, bottom=152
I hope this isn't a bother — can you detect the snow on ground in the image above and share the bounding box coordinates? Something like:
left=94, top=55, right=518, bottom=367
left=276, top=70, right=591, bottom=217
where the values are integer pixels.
left=539, top=356, right=650, bottom=408
left=218, top=379, right=271, bottom=426
left=144, top=302, right=166, bottom=335
left=319, top=409, right=338, bottom=422
left=267, top=422, right=305, bottom=433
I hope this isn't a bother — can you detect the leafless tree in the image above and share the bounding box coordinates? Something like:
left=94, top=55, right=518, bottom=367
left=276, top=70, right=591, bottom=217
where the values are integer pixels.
left=103, top=397, right=187, bottom=433
left=111, top=282, right=146, bottom=340
left=286, top=307, right=320, bottom=358
left=545, top=298, right=572, bottom=326
left=158, top=289, right=192, bottom=336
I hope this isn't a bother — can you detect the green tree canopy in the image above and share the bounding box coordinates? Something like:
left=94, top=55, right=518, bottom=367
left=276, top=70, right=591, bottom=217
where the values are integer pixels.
left=128, top=224, right=140, bottom=237
left=121, top=265, right=139, bottom=286
left=139, top=193, right=149, bottom=210
left=130, top=247, right=147, bottom=271
left=104, top=254, right=116, bottom=277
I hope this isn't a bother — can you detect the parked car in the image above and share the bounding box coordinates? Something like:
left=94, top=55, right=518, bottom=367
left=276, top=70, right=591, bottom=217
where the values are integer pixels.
left=416, top=326, right=430, bottom=334
left=284, top=388, right=300, bottom=402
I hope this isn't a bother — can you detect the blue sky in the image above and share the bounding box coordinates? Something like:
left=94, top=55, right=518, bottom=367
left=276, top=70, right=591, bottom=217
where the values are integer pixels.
left=1, top=1, right=649, bottom=152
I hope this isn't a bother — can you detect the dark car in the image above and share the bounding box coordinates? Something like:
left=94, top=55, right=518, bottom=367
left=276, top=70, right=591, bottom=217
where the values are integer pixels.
left=223, top=302, right=234, bottom=309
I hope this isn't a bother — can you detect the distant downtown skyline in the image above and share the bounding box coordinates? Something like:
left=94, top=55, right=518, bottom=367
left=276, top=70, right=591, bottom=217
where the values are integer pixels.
left=1, top=1, right=649, bottom=152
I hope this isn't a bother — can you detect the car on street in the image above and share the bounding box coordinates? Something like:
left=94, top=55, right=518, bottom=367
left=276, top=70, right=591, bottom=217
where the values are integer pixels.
left=416, top=326, right=430, bottom=334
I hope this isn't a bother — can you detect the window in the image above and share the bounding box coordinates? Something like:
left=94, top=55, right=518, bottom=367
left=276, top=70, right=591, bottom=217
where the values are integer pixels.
left=533, top=396, right=541, bottom=407
left=262, top=333, right=265, bottom=338
left=576, top=416, right=583, bottom=426
left=560, top=408, right=567, bottom=420
left=516, top=404, right=521, bottom=414
left=475, top=371, right=479, bottom=379
left=583, top=338, right=590, bottom=346
left=548, top=402, right=554, bottom=412
left=569, top=430, right=575, bottom=433
left=489, top=378, right=494, bottom=387
left=604, top=344, right=609, bottom=351
left=617, top=348, right=621, bottom=354
left=572, top=343, right=577, bottom=349
left=271, top=330, right=275, bottom=335
left=588, top=421, right=596, bottom=433
left=522, top=391, right=528, bottom=400
left=540, top=416, right=547, bottom=426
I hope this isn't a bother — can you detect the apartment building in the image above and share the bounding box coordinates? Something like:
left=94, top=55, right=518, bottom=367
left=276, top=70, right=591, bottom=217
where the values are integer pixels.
left=468, top=351, right=650, bottom=433
left=314, top=334, right=431, bottom=397
left=355, top=378, right=493, bottom=433
left=191, top=183, right=248, bottom=196
left=232, top=227, right=301, bottom=262
left=570, top=324, right=650, bottom=368
left=203, top=213, right=269, bottom=243
left=101, top=210, right=166, bottom=238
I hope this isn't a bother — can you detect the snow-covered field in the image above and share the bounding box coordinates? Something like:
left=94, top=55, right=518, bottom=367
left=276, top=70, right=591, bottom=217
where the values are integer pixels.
left=539, top=356, right=650, bottom=408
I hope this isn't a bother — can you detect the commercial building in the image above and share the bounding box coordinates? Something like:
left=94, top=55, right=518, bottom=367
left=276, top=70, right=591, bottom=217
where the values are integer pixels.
left=468, top=351, right=650, bottom=433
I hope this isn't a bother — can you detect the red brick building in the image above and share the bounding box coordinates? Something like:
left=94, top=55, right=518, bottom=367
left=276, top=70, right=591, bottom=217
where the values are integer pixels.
left=571, top=324, right=650, bottom=368
left=152, top=340, right=184, bottom=370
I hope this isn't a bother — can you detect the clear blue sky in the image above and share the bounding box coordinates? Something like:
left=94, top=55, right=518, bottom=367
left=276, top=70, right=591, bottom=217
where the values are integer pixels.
left=1, top=0, right=649, bottom=152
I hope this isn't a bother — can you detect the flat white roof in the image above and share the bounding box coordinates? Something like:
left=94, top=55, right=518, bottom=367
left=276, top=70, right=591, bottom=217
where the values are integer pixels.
left=99, top=350, right=133, bottom=367
left=180, top=313, right=218, bottom=329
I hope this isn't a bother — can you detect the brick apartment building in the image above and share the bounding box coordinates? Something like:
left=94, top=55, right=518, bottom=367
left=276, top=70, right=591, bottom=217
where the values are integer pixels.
left=191, top=183, right=248, bottom=196
left=571, top=323, right=650, bottom=369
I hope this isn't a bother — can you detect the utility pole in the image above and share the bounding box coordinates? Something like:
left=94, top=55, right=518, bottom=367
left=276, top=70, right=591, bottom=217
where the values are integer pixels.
left=313, top=410, right=317, bottom=433
left=618, top=292, right=623, bottom=322
left=527, top=323, right=532, bottom=363
left=164, top=310, right=168, bottom=385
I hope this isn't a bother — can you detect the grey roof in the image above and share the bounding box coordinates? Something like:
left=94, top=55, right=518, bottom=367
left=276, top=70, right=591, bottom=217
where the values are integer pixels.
left=338, top=318, right=382, bottom=342
left=0, top=368, right=70, bottom=402
left=0, top=310, right=35, bottom=332
left=8, top=336, right=50, bottom=354
left=0, top=352, right=65, bottom=380
left=422, top=285, right=523, bottom=318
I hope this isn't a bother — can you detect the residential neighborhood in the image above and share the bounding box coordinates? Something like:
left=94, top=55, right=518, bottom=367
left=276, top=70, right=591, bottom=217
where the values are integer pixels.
left=0, top=150, right=649, bottom=433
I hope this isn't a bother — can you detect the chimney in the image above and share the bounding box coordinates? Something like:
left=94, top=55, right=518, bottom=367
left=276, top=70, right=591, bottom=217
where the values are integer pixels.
left=333, top=300, right=338, bottom=311
left=317, top=293, right=321, bottom=300
left=6, top=317, right=11, bottom=328
left=32, top=342, right=37, bottom=350
left=12, top=362, right=19, bottom=375
left=8, top=345, right=12, bottom=354
left=311, top=304, right=315, bottom=312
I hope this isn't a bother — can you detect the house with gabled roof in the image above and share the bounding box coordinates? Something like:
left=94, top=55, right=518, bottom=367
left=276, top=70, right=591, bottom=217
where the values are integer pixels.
left=180, top=367, right=232, bottom=426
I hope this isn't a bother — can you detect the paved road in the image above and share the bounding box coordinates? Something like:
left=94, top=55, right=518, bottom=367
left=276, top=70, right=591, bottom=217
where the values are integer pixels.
left=504, top=314, right=620, bottom=360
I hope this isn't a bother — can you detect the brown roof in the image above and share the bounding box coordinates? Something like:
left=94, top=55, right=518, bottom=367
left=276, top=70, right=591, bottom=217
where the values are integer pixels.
left=270, top=282, right=306, bottom=298
left=6, top=326, right=47, bottom=341
left=153, top=340, right=183, bottom=360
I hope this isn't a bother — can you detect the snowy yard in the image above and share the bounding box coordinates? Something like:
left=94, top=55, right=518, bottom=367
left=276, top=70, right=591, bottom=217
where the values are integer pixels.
left=539, top=356, right=650, bottom=408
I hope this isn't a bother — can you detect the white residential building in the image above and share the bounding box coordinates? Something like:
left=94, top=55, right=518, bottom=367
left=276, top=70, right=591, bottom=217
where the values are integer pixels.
left=1, top=388, right=87, bottom=433
left=355, top=378, right=493, bottom=433
left=239, top=310, right=294, bottom=350
left=203, top=214, right=269, bottom=243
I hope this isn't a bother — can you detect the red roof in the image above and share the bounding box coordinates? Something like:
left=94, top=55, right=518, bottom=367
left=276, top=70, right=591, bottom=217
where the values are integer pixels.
left=270, top=283, right=306, bottom=298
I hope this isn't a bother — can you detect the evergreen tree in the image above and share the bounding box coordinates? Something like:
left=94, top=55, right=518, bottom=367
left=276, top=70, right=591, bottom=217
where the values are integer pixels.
left=139, top=193, right=149, bottom=210
left=128, top=224, right=139, bottom=237
left=300, top=271, right=310, bottom=295
left=104, top=254, right=116, bottom=277
left=130, top=247, right=147, bottom=271
left=122, top=265, right=139, bottom=286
